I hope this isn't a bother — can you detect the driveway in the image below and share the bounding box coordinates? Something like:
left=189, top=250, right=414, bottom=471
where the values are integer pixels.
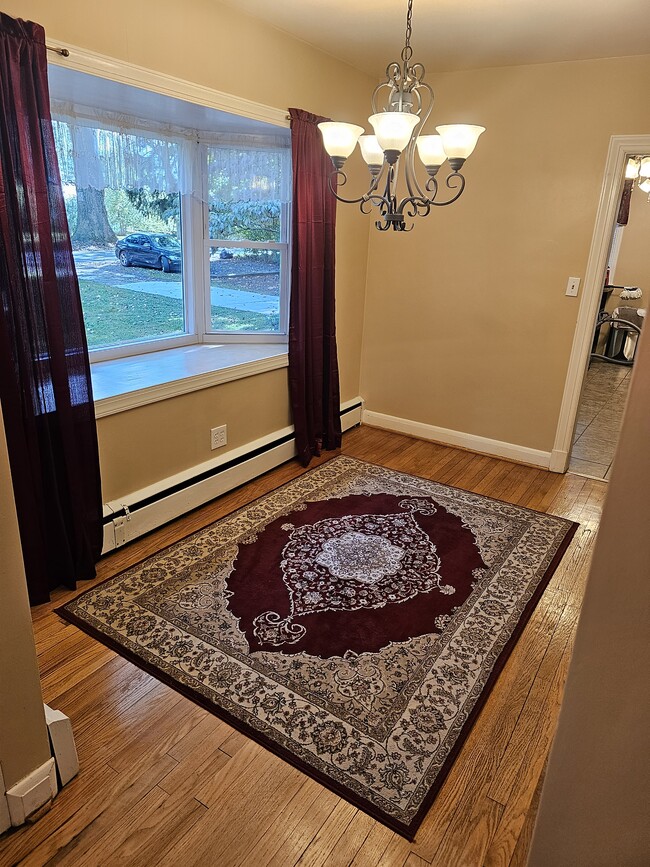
left=73, top=248, right=280, bottom=314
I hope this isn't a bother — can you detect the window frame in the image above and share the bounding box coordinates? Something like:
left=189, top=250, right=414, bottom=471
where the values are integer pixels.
left=200, top=142, right=291, bottom=346
left=50, top=70, right=291, bottom=363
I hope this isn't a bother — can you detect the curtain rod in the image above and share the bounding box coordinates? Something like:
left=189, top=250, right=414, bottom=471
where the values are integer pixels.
left=46, top=45, right=70, bottom=57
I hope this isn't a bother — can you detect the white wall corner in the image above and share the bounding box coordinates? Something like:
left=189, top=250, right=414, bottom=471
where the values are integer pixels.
left=5, top=758, right=57, bottom=827
left=362, top=409, right=551, bottom=469
left=44, top=705, right=79, bottom=787
left=0, top=766, right=11, bottom=835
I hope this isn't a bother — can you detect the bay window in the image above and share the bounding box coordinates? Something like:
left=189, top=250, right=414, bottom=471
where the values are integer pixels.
left=51, top=90, right=291, bottom=362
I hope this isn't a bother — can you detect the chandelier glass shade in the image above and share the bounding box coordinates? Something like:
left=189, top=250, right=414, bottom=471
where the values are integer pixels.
left=318, top=0, right=485, bottom=231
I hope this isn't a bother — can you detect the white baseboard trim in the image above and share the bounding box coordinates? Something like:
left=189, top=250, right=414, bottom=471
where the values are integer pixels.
left=101, top=398, right=363, bottom=553
left=45, top=705, right=79, bottom=788
left=362, top=409, right=552, bottom=469
left=5, top=758, right=57, bottom=827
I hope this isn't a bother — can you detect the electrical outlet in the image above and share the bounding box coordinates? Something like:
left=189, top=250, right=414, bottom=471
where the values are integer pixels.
left=566, top=276, right=581, bottom=297
left=210, top=425, right=227, bottom=450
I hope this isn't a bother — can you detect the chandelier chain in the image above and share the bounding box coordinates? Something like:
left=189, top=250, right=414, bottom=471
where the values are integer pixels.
left=401, top=0, right=414, bottom=63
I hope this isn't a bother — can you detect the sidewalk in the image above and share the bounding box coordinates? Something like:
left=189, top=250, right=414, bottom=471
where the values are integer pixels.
left=119, top=279, right=279, bottom=314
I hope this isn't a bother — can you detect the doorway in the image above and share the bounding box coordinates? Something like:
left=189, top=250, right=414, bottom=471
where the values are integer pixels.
left=551, top=135, right=650, bottom=477
left=569, top=171, right=648, bottom=478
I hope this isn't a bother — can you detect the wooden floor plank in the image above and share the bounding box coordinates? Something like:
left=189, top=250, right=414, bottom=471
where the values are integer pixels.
left=0, top=763, right=119, bottom=866
left=238, top=778, right=339, bottom=867
left=306, top=810, right=377, bottom=867
left=103, top=788, right=207, bottom=867
left=429, top=795, right=503, bottom=867
left=290, top=800, right=358, bottom=866
left=347, top=824, right=401, bottom=867
left=506, top=767, right=547, bottom=867
left=374, top=834, right=416, bottom=867
left=0, top=427, right=604, bottom=867
left=19, top=755, right=177, bottom=866
left=159, top=750, right=305, bottom=866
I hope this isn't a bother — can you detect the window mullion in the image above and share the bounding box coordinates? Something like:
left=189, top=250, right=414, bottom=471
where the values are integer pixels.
left=194, top=143, right=210, bottom=342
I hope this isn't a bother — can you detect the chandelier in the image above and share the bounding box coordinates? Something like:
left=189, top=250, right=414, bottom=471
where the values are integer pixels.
left=318, top=0, right=485, bottom=232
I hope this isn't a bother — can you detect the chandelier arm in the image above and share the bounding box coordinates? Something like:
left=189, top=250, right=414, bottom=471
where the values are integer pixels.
left=326, top=169, right=383, bottom=206
left=400, top=196, right=431, bottom=219
left=403, top=144, right=423, bottom=201
left=360, top=191, right=393, bottom=215
left=426, top=172, right=467, bottom=207
left=402, top=81, right=435, bottom=201
left=372, top=79, right=397, bottom=114
left=425, top=174, right=439, bottom=198
left=416, top=80, right=434, bottom=126
left=410, top=63, right=425, bottom=84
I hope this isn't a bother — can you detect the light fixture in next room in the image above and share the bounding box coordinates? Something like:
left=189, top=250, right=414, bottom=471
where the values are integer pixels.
left=626, top=156, right=650, bottom=195
left=318, top=0, right=485, bottom=232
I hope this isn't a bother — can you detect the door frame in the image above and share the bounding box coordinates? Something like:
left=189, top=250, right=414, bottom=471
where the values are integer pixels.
left=550, top=134, right=650, bottom=472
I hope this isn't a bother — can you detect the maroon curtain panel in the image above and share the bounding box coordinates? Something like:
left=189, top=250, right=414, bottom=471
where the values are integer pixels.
left=288, top=108, right=342, bottom=467
left=0, top=14, right=103, bottom=605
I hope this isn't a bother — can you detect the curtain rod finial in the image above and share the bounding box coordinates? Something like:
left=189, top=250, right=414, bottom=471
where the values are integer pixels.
left=46, top=45, right=69, bottom=57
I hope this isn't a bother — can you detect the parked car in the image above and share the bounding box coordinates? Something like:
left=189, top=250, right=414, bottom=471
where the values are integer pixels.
left=115, top=233, right=182, bottom=272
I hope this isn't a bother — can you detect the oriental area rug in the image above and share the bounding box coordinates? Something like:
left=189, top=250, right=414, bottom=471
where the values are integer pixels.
left=58, top=456, right=577, bottom=839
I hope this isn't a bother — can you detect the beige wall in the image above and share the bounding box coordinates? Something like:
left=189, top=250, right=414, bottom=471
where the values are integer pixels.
left=361, top=54, right=650, bottom=453
left=2, top=0, right=371, bottom=501
left=613, top=184, right=650, bottom=291
left=527, top=310, right=650, bottom=867
left=97, top=369, right=291, bottom=502
left=7, top=4, right=647, bottom=486
left=0, top=407, right=51, bottom=791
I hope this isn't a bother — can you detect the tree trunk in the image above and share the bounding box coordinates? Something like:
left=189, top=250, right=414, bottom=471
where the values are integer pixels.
left=68, top=123, right=116, bottom=248
left=71, top=186, right=117, bottom=248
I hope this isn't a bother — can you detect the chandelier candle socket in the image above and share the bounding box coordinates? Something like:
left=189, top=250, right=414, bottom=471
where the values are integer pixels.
left=318, top=0, right=485, bottom=231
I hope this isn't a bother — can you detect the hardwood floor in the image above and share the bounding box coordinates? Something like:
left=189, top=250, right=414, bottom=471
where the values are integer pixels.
left=0, top=427, right=604, bottom=867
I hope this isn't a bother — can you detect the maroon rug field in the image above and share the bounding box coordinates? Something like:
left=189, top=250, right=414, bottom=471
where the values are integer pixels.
left=58, top=456, right=577, bottom=839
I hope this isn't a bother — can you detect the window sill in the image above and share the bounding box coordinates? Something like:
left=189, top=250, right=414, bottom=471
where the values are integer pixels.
left=92, top=343, right=288, bottom=418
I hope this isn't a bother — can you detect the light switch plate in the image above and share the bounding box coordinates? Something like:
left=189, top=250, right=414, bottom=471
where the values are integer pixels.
left=566, top=276, right=581, bottom=296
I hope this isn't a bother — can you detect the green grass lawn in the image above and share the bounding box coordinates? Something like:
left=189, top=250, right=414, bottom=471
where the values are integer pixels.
left=79, top=280, right=279, bottom=350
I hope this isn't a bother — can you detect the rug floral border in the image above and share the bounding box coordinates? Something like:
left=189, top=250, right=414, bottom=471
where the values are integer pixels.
left=57, top=456, right=578, bottom=840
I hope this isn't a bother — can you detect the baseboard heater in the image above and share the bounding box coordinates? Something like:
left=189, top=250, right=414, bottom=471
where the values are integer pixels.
left=101, top=399, right=363, bottom=554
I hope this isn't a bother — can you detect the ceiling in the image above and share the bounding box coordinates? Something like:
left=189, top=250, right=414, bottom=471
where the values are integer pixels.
left=223, top=0, right=650, bottom=75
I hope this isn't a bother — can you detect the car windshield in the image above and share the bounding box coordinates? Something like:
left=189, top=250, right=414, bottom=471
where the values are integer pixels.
left=152, top=235, right=181, bottom=248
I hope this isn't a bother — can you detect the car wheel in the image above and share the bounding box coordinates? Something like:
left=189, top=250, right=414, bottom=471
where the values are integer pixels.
left=119, top=251, right=131, bottom=267
left=160, top=256, right=172, bottom=273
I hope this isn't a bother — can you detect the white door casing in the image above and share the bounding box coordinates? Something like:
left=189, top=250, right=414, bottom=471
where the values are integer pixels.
left=550, top=135, right=650, bottom=473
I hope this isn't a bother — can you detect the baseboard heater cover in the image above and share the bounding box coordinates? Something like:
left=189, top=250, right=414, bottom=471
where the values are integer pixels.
left=101, top=400, right=362, bottom=553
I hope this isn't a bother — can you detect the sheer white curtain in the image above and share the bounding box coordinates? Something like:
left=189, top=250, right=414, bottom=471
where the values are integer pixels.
left=205, top=133, right=291, bottom=205
left=52, top=102, right=291, bottom=204
left=52, top=104, right=188, bottom=195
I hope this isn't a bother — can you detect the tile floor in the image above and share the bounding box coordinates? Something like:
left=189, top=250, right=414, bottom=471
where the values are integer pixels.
left=569, top=360, right=632, bottom=479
